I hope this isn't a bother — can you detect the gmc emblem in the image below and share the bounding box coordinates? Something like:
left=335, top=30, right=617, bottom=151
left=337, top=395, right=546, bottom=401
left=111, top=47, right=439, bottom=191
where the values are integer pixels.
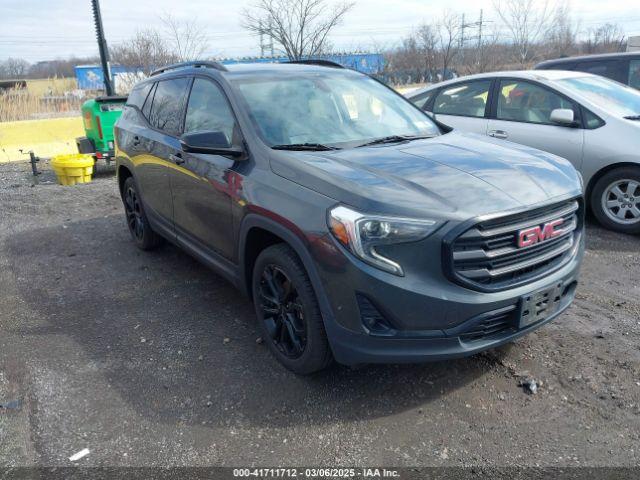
left=517, top=219, right=564, bottom=248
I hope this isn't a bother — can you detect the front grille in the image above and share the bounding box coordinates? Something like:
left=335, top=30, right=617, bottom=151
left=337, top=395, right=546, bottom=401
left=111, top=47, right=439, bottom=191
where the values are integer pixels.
left=448, top=198, right=582, bottom=291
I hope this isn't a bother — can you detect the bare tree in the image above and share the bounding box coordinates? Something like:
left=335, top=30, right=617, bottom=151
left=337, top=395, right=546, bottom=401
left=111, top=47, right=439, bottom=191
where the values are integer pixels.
left=161, top=14, right=209, bottom=61
left=111, top=29, right=178, bottom=75
left=0, top=58, right=30, bottom=79
left=493, top=0, right=555, bottom=67
left=242, top=0, right=354, bottom=60
left=584, top=23, right=626, bottom=54
left=438, top=11, right=461, bottom=77
left=544, top=0, right=579, bottom=58
left=416, top=24, right=439, bottom=80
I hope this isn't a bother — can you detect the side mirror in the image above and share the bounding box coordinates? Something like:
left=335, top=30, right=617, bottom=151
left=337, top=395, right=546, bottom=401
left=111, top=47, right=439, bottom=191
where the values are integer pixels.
left=550, top=108, right=577, bottom=127
left=180, top=131, right=244, bottom=158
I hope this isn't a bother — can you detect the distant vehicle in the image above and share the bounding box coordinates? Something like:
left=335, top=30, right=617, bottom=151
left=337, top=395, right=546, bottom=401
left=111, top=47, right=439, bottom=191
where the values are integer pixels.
left=407, top=70, right=640, bottom=233
left=535, top=52, right=640, bottom=90
left=76, top=95, right=127, bottom=170
left=114, top=61, right=583, bottom=374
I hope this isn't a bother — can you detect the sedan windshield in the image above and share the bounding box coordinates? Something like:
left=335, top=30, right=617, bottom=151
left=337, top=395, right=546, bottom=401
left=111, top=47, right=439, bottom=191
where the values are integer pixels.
left=233, top=72, right=439, bottom=148
left=558, top=75, right=640, bottom=119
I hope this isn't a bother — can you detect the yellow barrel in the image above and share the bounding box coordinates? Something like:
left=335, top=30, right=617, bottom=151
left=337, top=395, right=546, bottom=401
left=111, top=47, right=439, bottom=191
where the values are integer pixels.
left=50, top=154, right=94, bottom=186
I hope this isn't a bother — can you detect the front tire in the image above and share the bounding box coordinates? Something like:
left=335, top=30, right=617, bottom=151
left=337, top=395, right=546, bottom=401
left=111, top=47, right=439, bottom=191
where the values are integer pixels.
left=252, top=244, right=333, bottom=374
left=121, top=177, right=163, bottom=250
left=591, top=167, right=640, bottom=234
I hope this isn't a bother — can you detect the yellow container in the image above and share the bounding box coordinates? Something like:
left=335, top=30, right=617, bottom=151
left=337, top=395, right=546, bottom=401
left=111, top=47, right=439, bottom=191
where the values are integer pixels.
left=50, top=154, right=94, bottom=186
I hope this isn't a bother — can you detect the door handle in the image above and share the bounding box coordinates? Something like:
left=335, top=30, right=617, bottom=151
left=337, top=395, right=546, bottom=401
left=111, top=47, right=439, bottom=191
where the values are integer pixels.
left=132, top=135, right=141, bottom=146
left=169, top=153, right=185, bottom=165
left=488, top=130, right=508, bottom=139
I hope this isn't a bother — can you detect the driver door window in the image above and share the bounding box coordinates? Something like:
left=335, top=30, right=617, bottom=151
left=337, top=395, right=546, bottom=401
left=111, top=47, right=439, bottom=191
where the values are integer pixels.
left=184, top=78, right=237, bottom=144
left=488, top=80, right=584, bottom=169
left=497, top=80, right=574, bottom=125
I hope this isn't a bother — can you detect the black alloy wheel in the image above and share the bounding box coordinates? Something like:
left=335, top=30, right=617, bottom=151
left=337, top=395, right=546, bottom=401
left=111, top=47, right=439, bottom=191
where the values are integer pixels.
left=258, top=264, right=307, bottom=359
left=124, top=184, right=144, bottom=242
left=252, top=244, right=332, bottom=374
left=121, top=176, right=162, bottom=250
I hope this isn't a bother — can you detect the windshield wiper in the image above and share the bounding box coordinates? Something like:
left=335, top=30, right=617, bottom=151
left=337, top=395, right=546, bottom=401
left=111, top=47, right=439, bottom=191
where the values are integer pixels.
left=624, top=115, right=640, bottom=120
left=271, top=143, right=339, bottom=151
left=356, top=135, right=433, bottom=148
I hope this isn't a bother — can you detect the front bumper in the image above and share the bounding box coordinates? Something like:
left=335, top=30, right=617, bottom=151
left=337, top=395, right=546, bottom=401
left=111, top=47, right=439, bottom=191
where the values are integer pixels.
left=314, top=229, right=584, bottom=366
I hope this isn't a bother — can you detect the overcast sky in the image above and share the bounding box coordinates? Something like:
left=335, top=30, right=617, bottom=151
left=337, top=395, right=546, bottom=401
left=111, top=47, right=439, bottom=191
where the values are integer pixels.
left=1, top=0, right=640, bottom=63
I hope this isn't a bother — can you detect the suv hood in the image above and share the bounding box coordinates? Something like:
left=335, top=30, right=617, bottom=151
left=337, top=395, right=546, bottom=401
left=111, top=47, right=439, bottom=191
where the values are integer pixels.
left=270, top=131, right=582, bottom=219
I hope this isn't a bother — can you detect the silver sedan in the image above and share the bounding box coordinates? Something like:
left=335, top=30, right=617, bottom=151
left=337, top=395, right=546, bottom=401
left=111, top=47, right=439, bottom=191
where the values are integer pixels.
left=407, top=70, right=640, bottom=234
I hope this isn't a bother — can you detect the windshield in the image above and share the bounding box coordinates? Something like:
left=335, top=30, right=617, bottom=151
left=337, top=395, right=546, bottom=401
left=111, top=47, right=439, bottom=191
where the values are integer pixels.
left=558, top=75, right=640, bottom=118
left=233, top=72, right=439, bottom=148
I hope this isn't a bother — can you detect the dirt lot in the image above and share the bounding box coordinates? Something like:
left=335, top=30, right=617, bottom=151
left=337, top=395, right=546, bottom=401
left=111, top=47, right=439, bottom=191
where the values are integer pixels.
left=1, top=159, right=640, bottom=469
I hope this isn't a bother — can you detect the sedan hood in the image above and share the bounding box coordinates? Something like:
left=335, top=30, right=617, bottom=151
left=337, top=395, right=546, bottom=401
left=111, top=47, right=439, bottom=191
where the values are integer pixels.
left=270, top=131, right=582, bottom=219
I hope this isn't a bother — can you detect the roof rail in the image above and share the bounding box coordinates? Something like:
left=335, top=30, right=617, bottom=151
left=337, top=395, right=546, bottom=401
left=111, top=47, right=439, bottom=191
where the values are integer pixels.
left=286, top=59, right=345, bottom=69
left=150, top=61, right=228, bottom=77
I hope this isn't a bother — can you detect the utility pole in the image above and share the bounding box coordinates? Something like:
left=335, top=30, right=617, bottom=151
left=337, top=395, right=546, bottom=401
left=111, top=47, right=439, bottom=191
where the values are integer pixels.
left=477, top=9, right=483, bottom=50
left=259, top=20, right=275, bottom=58
left=476, top=9, right=483, bottom=69
left=91, top=0, right=113, bottom=96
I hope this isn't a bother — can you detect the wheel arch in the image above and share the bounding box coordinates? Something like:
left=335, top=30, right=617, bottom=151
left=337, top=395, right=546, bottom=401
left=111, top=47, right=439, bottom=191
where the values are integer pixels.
left=585, top=161, right=640, bottom=210
left=238, top=214, right=337, bottom=333
left=117, top=164, right=134, bottom=196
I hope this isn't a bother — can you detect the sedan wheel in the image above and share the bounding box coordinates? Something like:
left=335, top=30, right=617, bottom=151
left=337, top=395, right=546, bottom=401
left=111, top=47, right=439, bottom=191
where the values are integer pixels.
left=591, top=167, right=640, bottom=234
left=601, top=179, right=640, bottom=225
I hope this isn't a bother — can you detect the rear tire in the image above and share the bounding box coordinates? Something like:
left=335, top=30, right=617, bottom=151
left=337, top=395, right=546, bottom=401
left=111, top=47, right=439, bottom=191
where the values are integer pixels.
left=121, top=177, right=163, bottom=250
left=252, top=244, right=333, bottom=374
left=591, top=167, right=640, bottom=234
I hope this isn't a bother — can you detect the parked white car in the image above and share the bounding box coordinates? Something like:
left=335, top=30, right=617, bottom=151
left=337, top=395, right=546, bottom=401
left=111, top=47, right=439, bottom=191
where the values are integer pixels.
left=407, top=70, right=640, bottom=233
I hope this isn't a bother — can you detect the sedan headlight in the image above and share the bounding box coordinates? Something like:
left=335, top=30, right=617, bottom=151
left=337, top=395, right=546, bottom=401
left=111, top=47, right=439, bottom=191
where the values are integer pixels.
left=328, top=205, right=441, bottom=276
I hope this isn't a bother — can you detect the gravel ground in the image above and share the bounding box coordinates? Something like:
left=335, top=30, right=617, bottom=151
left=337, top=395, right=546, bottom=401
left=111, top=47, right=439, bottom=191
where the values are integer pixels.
left=1, top=159, right=640, bottom=469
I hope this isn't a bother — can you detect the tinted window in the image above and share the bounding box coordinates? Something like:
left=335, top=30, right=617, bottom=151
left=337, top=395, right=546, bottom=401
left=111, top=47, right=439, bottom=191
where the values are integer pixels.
left=142, top=83, right=156, bottom=120
left=411, top=91, right=434, bottom=110
left=126, top=83, right=152, bottom=109
left=576, top=60, right=627, bottom=83
left=184, top=79, right=237, bottom=144
left=497, top=80, right=573, bottom=125
left=148, top=78, right=191, bottom=136
left=629, top=60, right=640, bottom=90
left=433, top=80, right=491, bottom=118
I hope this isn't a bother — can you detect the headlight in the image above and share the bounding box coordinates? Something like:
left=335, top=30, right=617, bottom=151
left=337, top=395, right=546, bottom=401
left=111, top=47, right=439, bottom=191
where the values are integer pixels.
left=328, top=205, right=441, bottom=276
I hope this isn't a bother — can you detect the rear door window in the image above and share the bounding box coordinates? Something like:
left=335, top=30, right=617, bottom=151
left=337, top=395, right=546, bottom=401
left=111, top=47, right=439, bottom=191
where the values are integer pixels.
left=497, top=80, right=573, bottom=125
left=433, top=80, right=491, bottom=118
left=629, top=60, right=640, bottom=89
left=148, top=77, right=191, bottom=136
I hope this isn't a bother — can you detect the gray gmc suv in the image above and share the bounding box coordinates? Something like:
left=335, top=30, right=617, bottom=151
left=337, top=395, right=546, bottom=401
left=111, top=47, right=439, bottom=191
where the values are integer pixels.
left=115, top=60, right=584, bottom=374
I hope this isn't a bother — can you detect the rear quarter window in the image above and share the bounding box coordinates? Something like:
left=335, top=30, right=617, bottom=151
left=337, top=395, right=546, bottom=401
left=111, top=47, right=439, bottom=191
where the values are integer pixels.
left=126, top=83, right=152, bottom=109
